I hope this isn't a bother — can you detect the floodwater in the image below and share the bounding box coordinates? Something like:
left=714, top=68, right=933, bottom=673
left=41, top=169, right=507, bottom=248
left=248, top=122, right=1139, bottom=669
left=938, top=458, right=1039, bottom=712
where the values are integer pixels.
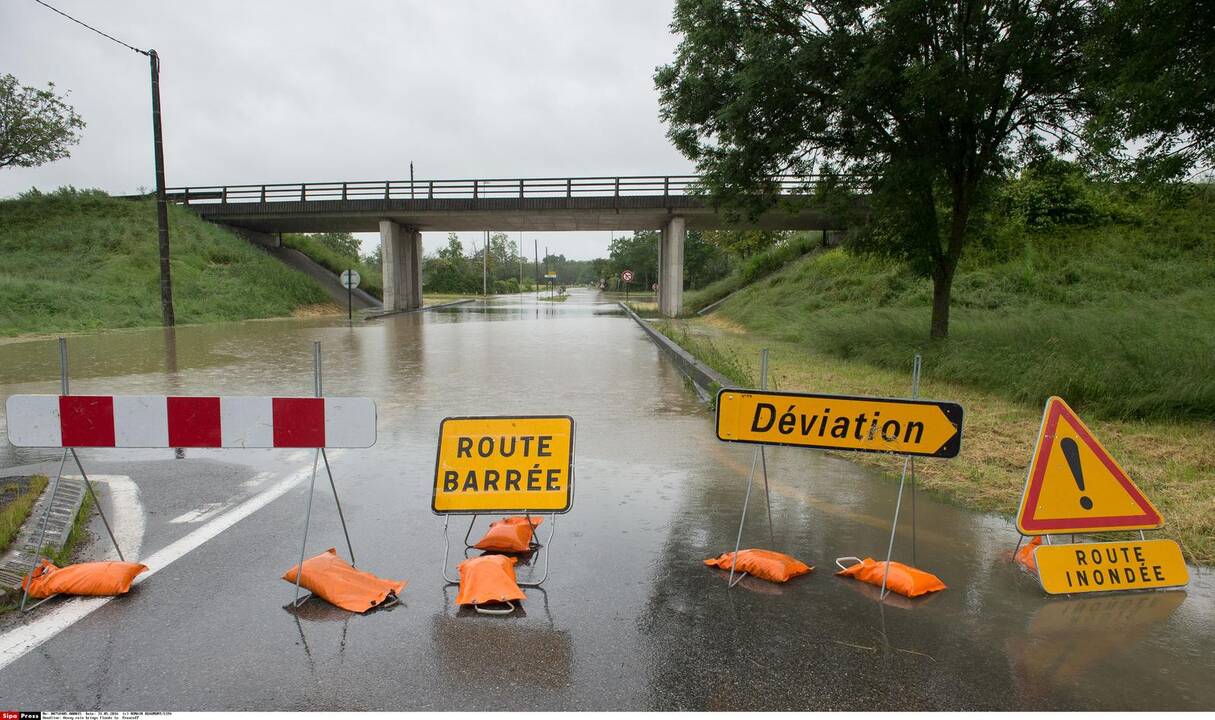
left=0, top=287, right=1211, bottom=710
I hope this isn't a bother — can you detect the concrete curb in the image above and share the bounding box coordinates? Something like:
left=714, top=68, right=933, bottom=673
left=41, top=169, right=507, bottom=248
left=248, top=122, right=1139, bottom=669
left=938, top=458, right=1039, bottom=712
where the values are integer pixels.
left=365, top=298, right=475, bottom=320
left=618, top=302, right=734, bottom=402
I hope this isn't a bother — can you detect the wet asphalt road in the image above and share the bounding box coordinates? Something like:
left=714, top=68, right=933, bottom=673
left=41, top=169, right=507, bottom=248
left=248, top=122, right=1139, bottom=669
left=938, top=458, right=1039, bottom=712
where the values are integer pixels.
left=0, top=288, right=1212, bottom=711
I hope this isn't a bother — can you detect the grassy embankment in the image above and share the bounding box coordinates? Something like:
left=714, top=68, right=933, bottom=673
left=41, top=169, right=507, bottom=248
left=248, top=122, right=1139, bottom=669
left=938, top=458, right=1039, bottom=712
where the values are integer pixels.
left=280, top=233, right=384, bottom=300
left=0, top=189, right=334, bottom=337
left=658, top=189, right=1215, bottom=564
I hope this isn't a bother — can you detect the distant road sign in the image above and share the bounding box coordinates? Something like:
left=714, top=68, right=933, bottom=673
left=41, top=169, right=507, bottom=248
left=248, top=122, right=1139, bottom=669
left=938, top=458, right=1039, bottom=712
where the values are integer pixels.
left=545, top=271, right=558, bottom=280
left=652, top=283, right=658, bottom=291
left=340, top=269, right=361, bottom=289
left=621, top=270, right=634, bottom=283
left=1034, top=539, right=1187, bottom=594
left=716, top=389, right=963, bottom=458
left=1017, top=397, right=1162, bottom=535
left=432, top=415, right=575, bottom=514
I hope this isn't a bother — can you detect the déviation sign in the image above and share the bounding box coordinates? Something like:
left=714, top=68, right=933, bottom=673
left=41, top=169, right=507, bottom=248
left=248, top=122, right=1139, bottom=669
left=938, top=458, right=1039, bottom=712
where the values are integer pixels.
left=432, top=415, right=575, bottom=514
left=716, top=389, right=963, bottom=458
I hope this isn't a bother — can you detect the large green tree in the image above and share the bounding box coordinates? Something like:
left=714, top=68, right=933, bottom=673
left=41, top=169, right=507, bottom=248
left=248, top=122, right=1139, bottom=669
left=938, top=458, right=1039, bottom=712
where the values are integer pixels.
left=1085, top=0, right=1215, bottom=179
left=0, top=74, right=85, bottom=170
left=656, top=0, right=1100, bottom=338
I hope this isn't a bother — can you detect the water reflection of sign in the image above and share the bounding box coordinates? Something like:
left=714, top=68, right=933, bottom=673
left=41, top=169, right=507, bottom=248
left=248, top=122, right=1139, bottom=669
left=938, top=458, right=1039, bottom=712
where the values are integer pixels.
left=431, top=416, right=574, bottom=514
left=715, top=389, right=963, bottom=458
left=1034, top=539, right=1187, bottom=594
left=1017, top=397, right=1162, bottom=534
left=1007, top=591, right=1185, bottom=701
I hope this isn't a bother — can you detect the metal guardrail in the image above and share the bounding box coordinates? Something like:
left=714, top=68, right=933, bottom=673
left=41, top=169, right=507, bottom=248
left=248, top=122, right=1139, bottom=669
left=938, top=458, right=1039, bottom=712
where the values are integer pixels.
left=165, top=175, right=853, bottom=205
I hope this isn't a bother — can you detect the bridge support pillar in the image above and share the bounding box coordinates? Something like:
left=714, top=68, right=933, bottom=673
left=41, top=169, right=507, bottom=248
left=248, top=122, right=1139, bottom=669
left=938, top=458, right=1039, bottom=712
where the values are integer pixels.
left=659, top=216, right=685, bottom=317
left=380, top=220, right=422, bottom=312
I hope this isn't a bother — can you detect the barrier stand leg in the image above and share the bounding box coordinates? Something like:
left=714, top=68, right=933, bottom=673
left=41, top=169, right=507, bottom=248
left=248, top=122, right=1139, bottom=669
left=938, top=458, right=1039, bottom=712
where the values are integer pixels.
left=728, top=449, right=758, bottom=588
left=22, top=338, right=76, bottom=612
left=517, top=512, right=555, bottom=588
left=292, top=448, right=321, bottom=607
left=462, top=514, right=481, bottom=549
left=320, top=448, right=355, bottom=567
left=441, top=515, right=460, bottom=584
left=70, top=449, right=124, bottom=561
left=19, top=450, right=69, bottom=613
left=879, top=354, right=922, bottom=601
left=757, top=349, right=775, bottom=548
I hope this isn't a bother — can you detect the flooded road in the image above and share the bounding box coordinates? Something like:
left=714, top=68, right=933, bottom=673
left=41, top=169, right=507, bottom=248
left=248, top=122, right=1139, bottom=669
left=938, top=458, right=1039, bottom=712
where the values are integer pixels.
left=0, top=287, right=1211, bottom=710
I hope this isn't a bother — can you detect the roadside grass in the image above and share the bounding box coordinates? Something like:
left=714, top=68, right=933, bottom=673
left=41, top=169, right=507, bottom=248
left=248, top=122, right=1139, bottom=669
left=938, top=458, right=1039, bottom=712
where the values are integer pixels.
left=661, top=316, right=1215, bottom=565
left=0, top=475, right=48, bottom=555
left=281, top=233, right=383, bottom=299
left=684, top=231, right=824, bottom=314
left=712, top=193, right=1215, bottom=422
left=538, top=294, right=569, bottom=302
left=0, top=189, right=330, bottom=337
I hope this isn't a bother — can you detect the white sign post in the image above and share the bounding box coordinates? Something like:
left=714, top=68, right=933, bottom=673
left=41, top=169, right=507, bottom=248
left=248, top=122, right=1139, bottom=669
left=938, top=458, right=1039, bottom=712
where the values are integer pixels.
left=340, top=270, right=361, bottom=321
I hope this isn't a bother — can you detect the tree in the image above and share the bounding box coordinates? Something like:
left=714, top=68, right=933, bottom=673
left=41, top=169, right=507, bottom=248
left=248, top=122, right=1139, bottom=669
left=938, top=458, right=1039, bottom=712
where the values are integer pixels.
left=656, top=1, right=1100, bottom=338
left=703, top=229, right=786, bottom=258
left=0, top=74, right=85, bottom=169
left=310, top=232, right=361, bottom=259
left=1085, top=0, right=1215, bottom=179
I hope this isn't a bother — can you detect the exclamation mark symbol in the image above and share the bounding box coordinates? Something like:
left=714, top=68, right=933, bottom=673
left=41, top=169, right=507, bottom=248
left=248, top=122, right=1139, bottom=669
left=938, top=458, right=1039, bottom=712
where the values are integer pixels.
left=1060, top=437, right=1093, bottom=510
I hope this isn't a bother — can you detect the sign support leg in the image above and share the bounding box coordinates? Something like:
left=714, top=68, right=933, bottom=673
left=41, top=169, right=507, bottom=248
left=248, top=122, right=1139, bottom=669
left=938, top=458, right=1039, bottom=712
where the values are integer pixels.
left=19, top=450, right=68, bottom=612
left=880, top=353, right=922, bottom=601
left=757, top=349, right=774, bottom=547
left=70, top=449, right=124, bottom=561
left=292, top=449, right=321, bottom=607
left=728, top=449, right=759, bottom=588
left=320, top=448, right=355, bottom=567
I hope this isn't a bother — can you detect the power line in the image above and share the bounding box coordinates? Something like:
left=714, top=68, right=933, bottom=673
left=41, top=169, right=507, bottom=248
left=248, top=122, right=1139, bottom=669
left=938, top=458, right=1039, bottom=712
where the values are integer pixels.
left=32, top=0, right=148, bottom=56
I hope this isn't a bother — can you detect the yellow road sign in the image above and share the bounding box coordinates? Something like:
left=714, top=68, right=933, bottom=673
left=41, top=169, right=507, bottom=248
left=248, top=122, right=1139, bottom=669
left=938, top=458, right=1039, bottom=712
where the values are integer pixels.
left=1017, top=397, right=1162, bottom=534
left=715, top=389, right=963, bottom=458
left=432, top=415, right=574, bottom=514
left=1034, top=539, right=1188, bottom=594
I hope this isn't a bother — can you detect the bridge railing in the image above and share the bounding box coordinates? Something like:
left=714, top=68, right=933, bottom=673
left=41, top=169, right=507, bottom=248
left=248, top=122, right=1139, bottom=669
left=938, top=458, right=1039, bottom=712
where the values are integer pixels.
left=165, top=175, right=851, bottom=205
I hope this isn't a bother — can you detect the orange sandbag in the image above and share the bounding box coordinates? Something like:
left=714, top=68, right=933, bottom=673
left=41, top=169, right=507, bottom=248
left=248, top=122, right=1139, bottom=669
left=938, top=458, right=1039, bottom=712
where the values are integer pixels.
left=704, top=549, right=813, bottom=583
left=282, top=548, right=405, bottom=613
left=473, top=516, right=543, bottom=553
left=22, top=558, right=148, bottom=598
left=1015, top=536, right=1043, bottom=575
left=834, top=557, right=946, bottom=598
left=455, top=554, right=526, bottom=608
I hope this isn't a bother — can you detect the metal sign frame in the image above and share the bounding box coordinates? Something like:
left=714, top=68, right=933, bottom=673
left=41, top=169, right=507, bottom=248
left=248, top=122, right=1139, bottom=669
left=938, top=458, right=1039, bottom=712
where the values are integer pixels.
left=431, top=414, right=575, bottom=590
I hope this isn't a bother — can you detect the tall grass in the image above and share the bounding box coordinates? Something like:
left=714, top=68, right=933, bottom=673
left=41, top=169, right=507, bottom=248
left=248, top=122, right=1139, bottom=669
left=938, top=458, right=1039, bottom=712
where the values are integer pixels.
left=683, top=231, right=823, bottom=313
left=281, top=234, right=383, bottom=300
left=0, top=475, right=48, bottom=555
left=0, top=189, right=330, bottom=336
left=715, top=192, right=1215, bottom=421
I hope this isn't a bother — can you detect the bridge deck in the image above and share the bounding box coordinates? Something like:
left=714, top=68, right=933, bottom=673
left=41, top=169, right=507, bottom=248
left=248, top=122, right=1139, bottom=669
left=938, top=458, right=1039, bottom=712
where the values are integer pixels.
left=168, top=175, right=855, bottom=233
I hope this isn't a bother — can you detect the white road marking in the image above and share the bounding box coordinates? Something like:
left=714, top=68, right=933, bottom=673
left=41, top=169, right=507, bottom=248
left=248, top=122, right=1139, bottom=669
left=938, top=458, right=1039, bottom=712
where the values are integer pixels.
left=169, top=502, right=227, bottom=525
left=67, top=475, right=145, bottom=561
left=0, top=456, right=329, bottom=673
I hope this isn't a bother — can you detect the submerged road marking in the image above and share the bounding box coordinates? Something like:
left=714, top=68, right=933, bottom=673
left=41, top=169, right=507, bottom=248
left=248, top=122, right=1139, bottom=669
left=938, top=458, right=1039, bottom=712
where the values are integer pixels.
left=0, top=457, right=331, bottom=673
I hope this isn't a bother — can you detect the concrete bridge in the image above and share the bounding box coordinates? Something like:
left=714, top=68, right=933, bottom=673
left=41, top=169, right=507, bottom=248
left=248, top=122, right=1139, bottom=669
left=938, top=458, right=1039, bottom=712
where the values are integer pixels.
left=169, top=175, right=853, bottom=316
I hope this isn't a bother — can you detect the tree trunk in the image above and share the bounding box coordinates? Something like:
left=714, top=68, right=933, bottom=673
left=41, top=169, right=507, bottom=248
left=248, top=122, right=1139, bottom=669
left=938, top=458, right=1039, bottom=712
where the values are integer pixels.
left=930, top=260, right=956, bottom=340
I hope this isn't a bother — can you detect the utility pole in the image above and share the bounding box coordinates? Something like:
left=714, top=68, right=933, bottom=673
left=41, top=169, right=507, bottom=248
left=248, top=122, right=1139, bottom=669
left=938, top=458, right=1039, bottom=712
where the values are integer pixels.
left=150, top=50, right=175, bottom=326
left=518, top=231, right=523, bottom=296
left=534, top=239, right=539, bottom=297
left=483, top=230, right=489, bottom=296
left=31, top=2, right=174, bottom=325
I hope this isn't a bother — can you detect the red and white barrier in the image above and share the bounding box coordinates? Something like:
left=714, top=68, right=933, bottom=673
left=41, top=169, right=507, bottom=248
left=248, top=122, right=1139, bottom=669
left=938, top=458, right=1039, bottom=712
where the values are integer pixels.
left=5, top=395, right=376, bottom=448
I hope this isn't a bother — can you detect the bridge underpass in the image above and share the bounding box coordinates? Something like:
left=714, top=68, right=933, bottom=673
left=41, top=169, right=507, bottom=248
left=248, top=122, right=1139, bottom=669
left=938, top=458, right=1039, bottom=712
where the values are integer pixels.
left=169, top=175, right=851, bottom=316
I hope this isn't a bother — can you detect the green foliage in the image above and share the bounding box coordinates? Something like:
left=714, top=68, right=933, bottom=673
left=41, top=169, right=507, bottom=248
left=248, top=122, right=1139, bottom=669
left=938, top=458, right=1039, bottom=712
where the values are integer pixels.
left=282, top=233, right=383, bottom=299
left=0, top=189, right=329, bottom=336
left=656, top=0, right=1110, bottom=338
left=714, top=189, right=1215, bottom=421
left=605, top=230, right=732, bottom=291
left=0, top=475, right=48, bottom=555
left=684, top=231, right=823, bottom=313
left=998, top=158, right=1118, bottom=229
left=0, top=74, right=85, bottom=169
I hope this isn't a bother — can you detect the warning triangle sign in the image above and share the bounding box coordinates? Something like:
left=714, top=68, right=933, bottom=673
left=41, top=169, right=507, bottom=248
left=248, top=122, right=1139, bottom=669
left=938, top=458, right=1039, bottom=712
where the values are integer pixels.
left=1017, top=397, right=1163, bottom=534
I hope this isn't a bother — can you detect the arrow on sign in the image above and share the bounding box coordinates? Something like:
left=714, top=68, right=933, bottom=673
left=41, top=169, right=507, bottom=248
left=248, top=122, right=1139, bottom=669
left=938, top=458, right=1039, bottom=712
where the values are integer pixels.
left=715, top=389, right=963, bottom=458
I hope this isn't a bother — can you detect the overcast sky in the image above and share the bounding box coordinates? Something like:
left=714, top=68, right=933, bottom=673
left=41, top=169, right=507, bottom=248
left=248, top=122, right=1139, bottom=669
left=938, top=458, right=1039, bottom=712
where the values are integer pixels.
left=0, top=0, right=693, bottom=259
